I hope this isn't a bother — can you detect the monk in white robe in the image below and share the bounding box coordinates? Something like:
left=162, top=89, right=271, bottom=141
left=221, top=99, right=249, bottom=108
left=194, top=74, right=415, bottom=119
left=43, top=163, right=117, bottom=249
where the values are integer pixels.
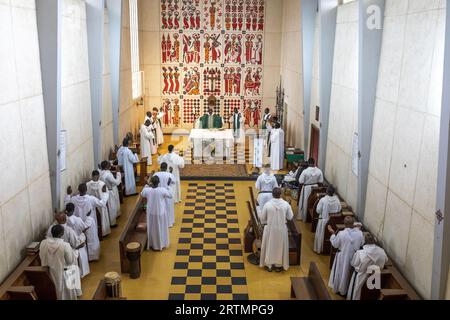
left=140, top=120, right=155, bottom=165
left=158, top=145, right=185, bottom=203
left=120, top=138, right=140, bottom=196
left=153, top=108, right=165, bottom=145
left=154, top=162, right=176, bottom=228
left=328, top=217, right=364, bottom=296
left=258, top=188, right=294, bottom=272
left=40, top=225, right=80, bottom=300
left=47, top=212, right=82, bottom=250
left=65, top=184, right=105, bottom=262
left=314, top=186, right=342, bottom=254
left=64, top=204, right=90, bottom=277
left=229, top=108, right=246, bottom=144
left=347, top=233, right=388, bottom=300
left=141, top=176, right=172, bottom=251
left=269, top=123, right=285, bottom=171
left=255, top=164, right=279, bottom=211
left=87, top=170, right=111, bottom=237
left=100, top=161, right=121, bottom=225
left=298, top=158, right=324, bottom=221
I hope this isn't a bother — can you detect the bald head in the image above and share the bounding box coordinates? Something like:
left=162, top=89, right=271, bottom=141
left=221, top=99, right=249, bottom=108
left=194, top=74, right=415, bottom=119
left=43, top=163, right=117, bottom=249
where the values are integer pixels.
left=55, top=212, right=67, bottom=225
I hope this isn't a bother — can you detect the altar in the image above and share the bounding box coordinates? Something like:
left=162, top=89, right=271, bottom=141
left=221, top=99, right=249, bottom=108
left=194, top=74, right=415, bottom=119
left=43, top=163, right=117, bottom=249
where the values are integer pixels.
left=188, top=129, right=235, bottom=163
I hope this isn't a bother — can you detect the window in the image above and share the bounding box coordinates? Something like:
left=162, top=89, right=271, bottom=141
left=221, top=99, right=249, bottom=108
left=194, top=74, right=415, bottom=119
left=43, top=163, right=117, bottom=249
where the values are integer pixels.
left=129, top=0, right=143, bottom=99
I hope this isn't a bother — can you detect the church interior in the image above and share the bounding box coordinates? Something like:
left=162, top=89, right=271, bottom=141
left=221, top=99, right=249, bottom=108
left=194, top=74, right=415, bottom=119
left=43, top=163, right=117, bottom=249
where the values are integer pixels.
left=1, top=0, right=450, bottom=303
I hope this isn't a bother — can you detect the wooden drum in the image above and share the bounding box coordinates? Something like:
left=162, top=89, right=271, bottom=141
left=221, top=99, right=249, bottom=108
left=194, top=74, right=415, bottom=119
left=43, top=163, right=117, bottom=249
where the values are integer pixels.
left=104, top=272, right=122, bottom=298
left=126, top=242, right=142, bottom=279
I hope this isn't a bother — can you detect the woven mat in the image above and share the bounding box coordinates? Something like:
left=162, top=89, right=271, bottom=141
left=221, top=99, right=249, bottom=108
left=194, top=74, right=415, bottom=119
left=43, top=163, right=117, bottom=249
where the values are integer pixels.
left=180, top=164, right=249, bottom=179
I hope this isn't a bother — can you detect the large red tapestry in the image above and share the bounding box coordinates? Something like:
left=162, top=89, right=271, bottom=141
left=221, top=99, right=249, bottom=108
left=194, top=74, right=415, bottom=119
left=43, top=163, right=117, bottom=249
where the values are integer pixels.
left=160, top=0, right=265, bottom=127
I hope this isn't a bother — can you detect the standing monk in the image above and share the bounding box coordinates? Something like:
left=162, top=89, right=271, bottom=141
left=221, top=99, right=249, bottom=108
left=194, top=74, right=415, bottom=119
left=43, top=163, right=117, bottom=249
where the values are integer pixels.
left=258, top=188, right=294, bottom=272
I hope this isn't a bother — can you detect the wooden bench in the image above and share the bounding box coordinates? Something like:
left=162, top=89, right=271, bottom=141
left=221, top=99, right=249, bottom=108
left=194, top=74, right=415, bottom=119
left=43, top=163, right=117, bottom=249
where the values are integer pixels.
left=360, top=265, right=421, bottom=300
left=119, top=197, right=148, bottom=274
left=290, top=262, right=331, bottom=300
left=308, top=191, right=326, bottom=232
left=303, top=186, right=327, bottom=223
left=244, top=187, right=302, bottom=266
left=0, top=252, right=57, bottom=300
left=92, top=280, right=127, bottom=300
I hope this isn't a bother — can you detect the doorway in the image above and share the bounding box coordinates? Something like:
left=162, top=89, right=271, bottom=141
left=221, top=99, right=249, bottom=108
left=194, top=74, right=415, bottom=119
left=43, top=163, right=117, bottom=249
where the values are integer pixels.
left=310, top=125, right=320, bottom=164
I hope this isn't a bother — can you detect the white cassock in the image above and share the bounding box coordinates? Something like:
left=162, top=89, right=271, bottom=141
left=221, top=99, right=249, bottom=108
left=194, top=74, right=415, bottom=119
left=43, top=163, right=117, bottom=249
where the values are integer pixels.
left=84, top=216, right=100, bottom=261
left=122, top=147, right=140, bottom=195
left=329, top=228, right=365, bottom=295
left=140, top=124, right=154, bottom=165
left=153, top=114, right=164, bottom=145
left=269, top=128, right=285, bottom=171
left=154, top=171, right=176, bottom=227
left=117, top=146, right=124, bottom=166
left=297, top=167, right=324, bottom=221
left=158, top=152, right=185, bottom=203
left=66, top=215, right=90, bottom=278
left=258, top=198, right=294, bottom=271
left=255, top=173, right=278, bottom=211
left=229, top=113, right=246, bottom=144
left=141, top=186, right=172, bottom=251
left=347, top=245, right=388, bottom=300
left=39, top=238, right=80, bottom=300
left=314, top=195, right=342, bottom=254
left=65, top=195, right=105, bottom=262
left=86, top=180, right=111, bottom=237
left=100, top=169, right=121, bottom=224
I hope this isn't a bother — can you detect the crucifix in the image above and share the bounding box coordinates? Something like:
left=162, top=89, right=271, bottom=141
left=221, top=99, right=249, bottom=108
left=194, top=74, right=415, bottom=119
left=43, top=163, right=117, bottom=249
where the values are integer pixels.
left=206, top=69, right=221, bottom=94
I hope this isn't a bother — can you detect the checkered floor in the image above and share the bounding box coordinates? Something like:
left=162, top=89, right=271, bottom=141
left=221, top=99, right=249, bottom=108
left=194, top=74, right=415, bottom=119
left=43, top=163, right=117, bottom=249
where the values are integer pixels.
left=168, top=183, right=249, bottom=300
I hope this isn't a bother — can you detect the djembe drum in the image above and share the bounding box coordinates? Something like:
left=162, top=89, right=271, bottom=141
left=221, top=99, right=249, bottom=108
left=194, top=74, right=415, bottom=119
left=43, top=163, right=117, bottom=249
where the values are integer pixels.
left=126, top=242, right=141, bottom=279
left=104, top=272, right=122, bottom=298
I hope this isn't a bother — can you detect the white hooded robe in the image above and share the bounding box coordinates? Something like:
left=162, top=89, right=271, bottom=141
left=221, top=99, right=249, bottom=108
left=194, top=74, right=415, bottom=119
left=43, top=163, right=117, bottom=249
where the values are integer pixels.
left=154, top=171, right=176, bottom=227
left=258, top=198, right=294, bottom=271
left=99, top=169, right=121, bottom=224
left=314, top=195, right=342, bottom=254
left=39, top=238, right=79, bottom=300
left=297, top=167, right=324, bottom=221
left=347, top=244, right=388, bottom=300
left=255, top=173, right=279, bottom=211
left=141, top=186, right=172, bottom=251
left=329, top=228, right=364, bottom=295
left=269, top=128, right=285, bottom=171
left=158, top=152, right=185, bottom=203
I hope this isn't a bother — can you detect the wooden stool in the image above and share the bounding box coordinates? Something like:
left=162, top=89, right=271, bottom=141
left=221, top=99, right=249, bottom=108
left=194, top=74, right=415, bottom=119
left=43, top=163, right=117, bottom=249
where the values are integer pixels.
left=104, top=272, right=122, bottom=298
left=126, top=242, right=141, bottom=279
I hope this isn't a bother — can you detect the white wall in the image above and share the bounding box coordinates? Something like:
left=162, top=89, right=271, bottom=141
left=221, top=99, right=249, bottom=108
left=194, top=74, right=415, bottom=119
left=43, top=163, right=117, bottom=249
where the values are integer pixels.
left=281, top=0, right=304, bottom=148
left=0, top=0, right=53, bottom=283
left=364, top=0, right=445, bottom=298
left=324, top=1, right=359, bottom=210
left=119, top=0, right=139, bottom=140
left=101, top=9, right=114, bottom=160
left=60, top=0, right=95, bottom=205
left=309, top=16, right=320, bottom=133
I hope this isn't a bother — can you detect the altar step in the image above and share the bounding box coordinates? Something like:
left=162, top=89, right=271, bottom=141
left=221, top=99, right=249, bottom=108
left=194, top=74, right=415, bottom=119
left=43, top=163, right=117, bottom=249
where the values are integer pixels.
left=183, top=143, right=252, bottom=165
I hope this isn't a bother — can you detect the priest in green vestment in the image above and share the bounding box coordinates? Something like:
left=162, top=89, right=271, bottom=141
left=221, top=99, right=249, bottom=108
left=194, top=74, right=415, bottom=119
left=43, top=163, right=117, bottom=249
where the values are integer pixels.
left=199, top=108, right=223, bottom=129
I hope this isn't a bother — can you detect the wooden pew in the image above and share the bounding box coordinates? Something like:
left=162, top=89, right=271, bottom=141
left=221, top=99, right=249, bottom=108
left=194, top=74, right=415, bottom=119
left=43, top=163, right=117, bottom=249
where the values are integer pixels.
left=119, top=197, right=148, bottom=274
left=0, top=252, right=57, bottom=301
left=359, top=265, right=421, bottom=300
left=324, top=211, right=355, bottom=256
left=92, top=280, right=127, bottom=300
left=303, top=186, right=327, bottom=223
left=244, top=187, right=302, bottom=266
left=308, top=191, right=326, bottom=232
left=290, top=262, right=331, bottom=300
